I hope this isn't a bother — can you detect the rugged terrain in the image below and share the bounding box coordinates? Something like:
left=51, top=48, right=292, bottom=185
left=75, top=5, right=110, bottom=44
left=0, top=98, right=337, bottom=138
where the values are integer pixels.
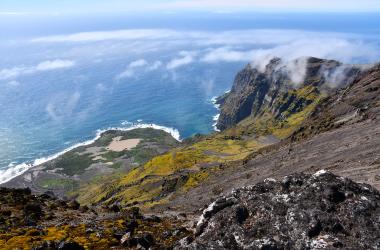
left=216, top=57, right=363, bottom=131
left=0, top=187, right=190, bottom=249
left=183, top=171, right=380, bottom=249
left=1, top=57, right=379, bottom=249
left=156, top=61, right=380, bottom=213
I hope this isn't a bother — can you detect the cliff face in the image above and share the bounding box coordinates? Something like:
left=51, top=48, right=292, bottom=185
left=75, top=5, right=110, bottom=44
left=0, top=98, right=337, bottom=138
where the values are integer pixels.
left=216, top=57, right=363, bottom=131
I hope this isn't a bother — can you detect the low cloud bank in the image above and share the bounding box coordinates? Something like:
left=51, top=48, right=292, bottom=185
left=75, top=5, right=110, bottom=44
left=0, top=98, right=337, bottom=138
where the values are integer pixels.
left=23, top=29, right=380, bottom=87
left=0, top=59, right=75, bottom=80
left=116, top=59, right=163, bottom=79
left=167, top=51, right=196, bottom=70
left=29, top=29, right=379, bottom=69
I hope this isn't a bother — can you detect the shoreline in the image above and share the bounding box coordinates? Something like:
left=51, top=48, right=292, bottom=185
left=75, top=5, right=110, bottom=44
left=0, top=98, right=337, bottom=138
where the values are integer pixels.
left=211, top=90, right=230, bottom=132
left=0, top=93, right=226, bottom=186
left=211, top=96, right=221, bottom=132
left=0, top=122, right=181, bottom=185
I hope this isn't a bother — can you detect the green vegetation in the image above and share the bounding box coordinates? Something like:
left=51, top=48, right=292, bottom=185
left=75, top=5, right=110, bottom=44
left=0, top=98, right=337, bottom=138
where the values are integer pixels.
left=234, top=85, right=323, bottom=139
left=76, top=131, right=263, bottom=207
left=37, top=178, right=78, bottom=190
left=45, top=152, right=93, bottom=176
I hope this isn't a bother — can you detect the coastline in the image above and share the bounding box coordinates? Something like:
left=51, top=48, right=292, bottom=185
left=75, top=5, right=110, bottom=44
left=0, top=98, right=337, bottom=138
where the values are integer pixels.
left=0, top=94, right=225, bottom=186
left=0, top=122, right=181, bottom=185
left=211, top=96, right=221, bottom=132
left=211, top=90, right=230, bottom=132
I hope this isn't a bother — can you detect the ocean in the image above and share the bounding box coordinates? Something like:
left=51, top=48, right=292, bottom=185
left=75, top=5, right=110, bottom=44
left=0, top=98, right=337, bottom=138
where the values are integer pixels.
left=1, top=12, right=380, bottom=183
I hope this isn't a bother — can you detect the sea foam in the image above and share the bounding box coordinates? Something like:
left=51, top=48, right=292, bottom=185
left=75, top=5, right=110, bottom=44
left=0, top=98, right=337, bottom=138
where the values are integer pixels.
left=0, top=122, right=181, bottom=185
left=210, top=90, right=230, bottom=132
left=210, top=95, right=223, bottom=132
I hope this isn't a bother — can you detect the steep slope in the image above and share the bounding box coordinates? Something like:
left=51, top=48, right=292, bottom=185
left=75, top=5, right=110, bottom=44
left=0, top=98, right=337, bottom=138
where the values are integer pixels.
left=216, top=57, right=363, bottom=132
left=155, top=61, right=380, bottom=214
left=71, top=59, right=378, bottom=211
left=291, top=62, right=380, bottom=141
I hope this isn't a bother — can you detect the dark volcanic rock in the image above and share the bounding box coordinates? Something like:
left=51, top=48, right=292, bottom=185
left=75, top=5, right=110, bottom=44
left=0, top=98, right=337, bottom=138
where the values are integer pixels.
left=180, top=171, right=380, bottom=249
left=58, top=241, right=85, bottom=250
left=67, top=200, right=80, bottom=210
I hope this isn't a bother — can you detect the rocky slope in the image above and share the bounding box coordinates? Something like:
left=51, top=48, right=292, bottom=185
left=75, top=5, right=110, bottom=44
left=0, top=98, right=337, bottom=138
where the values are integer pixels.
left=1, top=171, right=378, bottom=249
left=216, top=57, right=364, bottom=131
left=0, top=187, right=190, bottom=249
left=182, top=171, right=380, bottom=249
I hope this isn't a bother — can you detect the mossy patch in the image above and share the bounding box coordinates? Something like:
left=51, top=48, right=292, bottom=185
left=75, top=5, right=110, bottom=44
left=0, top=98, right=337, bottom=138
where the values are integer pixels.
left=37, top=178, right=78, bottom=190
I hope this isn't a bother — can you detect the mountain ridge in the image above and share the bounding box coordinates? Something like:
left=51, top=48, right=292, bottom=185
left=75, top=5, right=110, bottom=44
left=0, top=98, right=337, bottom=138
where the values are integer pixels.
left=216, top=57, right=365, bottom=131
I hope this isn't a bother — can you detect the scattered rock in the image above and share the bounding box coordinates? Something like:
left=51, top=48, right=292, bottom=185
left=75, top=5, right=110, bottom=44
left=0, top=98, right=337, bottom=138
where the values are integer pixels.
left=67, top=200, right=80, bottom=210
left=144, top=215, right=161, bottom=223
left=137, top=233, right=155, bottom=249
left=125, top=219, right=139, bottom=233
left=58, top=241, right=85, bottom=250
left=108, top=203, right=121, bottom=213
left=235, top=205, right=249, bottom=224
left=24, top=202, right=43, bottom=216
left=120, top=232, right=132, bottom=246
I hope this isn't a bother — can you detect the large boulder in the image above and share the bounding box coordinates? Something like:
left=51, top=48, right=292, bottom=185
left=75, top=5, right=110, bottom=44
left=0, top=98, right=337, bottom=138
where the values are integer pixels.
left=180, top=171, right=380, bottom=249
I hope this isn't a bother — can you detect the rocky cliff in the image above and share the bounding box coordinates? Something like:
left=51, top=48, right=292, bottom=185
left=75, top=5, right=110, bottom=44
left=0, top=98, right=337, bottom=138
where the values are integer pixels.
left=216, top=57, right=363, bottom=131
left=291, top=62, right=380, bottom=141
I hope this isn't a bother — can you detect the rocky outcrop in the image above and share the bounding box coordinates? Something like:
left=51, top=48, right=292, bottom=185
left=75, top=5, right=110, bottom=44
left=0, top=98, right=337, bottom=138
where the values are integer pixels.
left=181, top=171, right=380, bottom=249
left=216, top=57, right=363, bottom=130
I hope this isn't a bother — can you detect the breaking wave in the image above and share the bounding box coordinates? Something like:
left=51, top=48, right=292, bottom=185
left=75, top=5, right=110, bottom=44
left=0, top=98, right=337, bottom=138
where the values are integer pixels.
left=0, top=122, right=181, bottom=185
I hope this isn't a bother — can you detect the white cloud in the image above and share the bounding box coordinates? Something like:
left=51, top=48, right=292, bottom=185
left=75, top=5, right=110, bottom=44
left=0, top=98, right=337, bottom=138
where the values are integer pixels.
left=201, top=47, right=256, bottom=63
left=201, top=37, right=380, bottom=67
left=147, top=61, right=163, bottom=71
left=35, top=59, right=75, bottom=71
left=32, top=29, right=321, bottom=46
left=0, top=59, right=76, bottom=80
left=31, top=29, right=183, bottom=43
left=26, top=29, right=380, bottom=82
left=116, top=59, right=161, bottom=79
left=282, top=57, right=309, bottom=85
left=129, top=59, right=148, bottom=68
left=167, top=51, right=196, bottom=70
left=116, top=69, right=134, bottom=79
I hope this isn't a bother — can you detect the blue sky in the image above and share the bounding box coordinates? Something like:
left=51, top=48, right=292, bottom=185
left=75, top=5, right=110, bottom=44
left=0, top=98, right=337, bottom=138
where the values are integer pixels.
left=1, top=0, right=380, bottom=15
